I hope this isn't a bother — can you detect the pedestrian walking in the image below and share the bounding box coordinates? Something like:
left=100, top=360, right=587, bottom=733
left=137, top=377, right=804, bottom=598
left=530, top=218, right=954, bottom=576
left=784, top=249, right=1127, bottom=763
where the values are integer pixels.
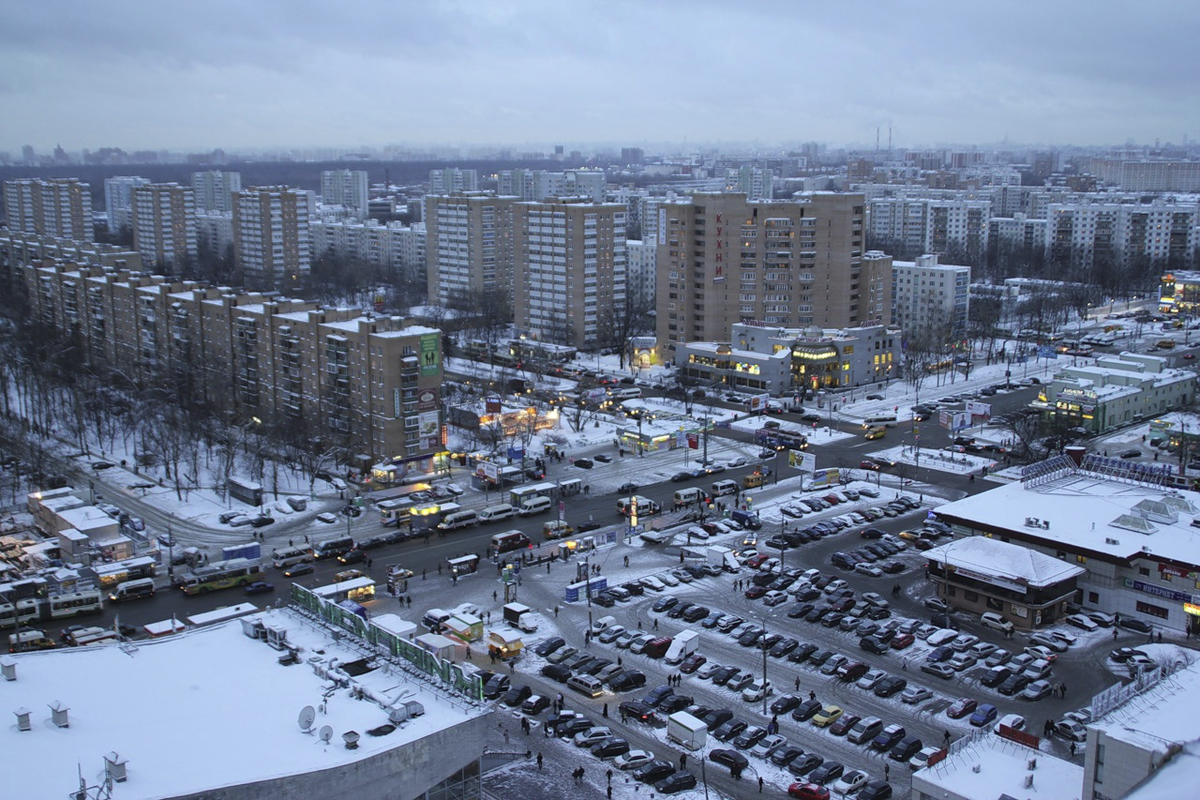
left=602, top=703, right=608, bottom=718
left=902, top=659, right=907, bottom=670
left=795, top=676, right=800, bottom=691
left=758, top=776, right=764, bottom=793
left=637, top=620, right=642, bottom=630
left=617, top=656, right=622, bottom=667
left=289, top=538, right=293, bottom=547
left=406, top=596, right=412, bottom=608
left=809, top=690, right=816, bottom=701
left=554, top=605, right=559, bottom=618
left=943, top=730, right=951, bottom=746
left=1157, top=631, right=1163, bottom=643
left=493, top=590, right=498, bottom=601
left=438, top=563, right=442, bottom=575
left=1113, top=628, right=1119, bottom=641
left=367, top=558, right=373, bottom=569
left=537, top=752, right=543, bottom=769
left=503, top=730, right=509, bottom=745
left=1071, top=742, right=1077, bottom=757
left=654, top=618, right=659, bottom=630
left=680, top=753, right=687, bottom=769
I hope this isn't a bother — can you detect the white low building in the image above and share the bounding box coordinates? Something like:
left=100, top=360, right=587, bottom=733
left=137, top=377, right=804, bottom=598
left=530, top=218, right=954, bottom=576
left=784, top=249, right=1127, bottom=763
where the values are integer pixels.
left=911, top=732, right=1083, bottom=800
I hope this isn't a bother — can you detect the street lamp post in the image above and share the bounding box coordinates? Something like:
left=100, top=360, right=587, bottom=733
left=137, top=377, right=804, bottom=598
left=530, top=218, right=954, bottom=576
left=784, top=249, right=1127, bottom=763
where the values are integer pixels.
left=756, top=607, right=778, bottom=717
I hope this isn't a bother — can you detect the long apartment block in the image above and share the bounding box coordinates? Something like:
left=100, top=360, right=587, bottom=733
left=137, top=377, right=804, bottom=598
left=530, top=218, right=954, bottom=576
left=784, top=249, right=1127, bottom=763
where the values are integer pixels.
left=1, top=234, right=443, bottom=467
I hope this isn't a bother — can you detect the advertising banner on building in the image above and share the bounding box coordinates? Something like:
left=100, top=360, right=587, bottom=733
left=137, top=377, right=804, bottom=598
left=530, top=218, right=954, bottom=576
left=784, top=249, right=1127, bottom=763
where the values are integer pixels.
left=418, top=410, right=440, bottom=448
left=419, top=333, right=440, bottom=376
left=418, top=387, right=439, bottom=412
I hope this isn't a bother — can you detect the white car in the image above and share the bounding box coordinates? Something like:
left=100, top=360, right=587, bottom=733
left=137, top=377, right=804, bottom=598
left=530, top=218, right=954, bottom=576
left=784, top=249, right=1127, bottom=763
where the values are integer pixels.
left=801, top=568, right=821, bottom=583
left=1066, top=614, right=1098, bottom=631
left=614, top=749, right=655, bottom=771
left=855, top=563, right=884, bottom=578
left=832, top=770, right=870, bottom=795
left=994, top=713, right=1026, bottom=734
left=657, top=572, right=680, bottom=587
left=640, top=575, right=665, bottom=592
left=574, top=726, right=613, bottom=747
left=856, top=669, right=888, bottom=691
left=750, top=733, right=787, bottom=759
left=926, top=628, right=960, bottom=647
left=316, top=512, right=337, bottom=524
left=1029, top=633, right=1069, bottom=653
left=1047, top=628, right=1078, bottom=646
left=742, top=679, right=774, bottom=702
left=910, top=746, right=943, bottom=771
left=1053, top=720, right=1088, bottom=742
left=1024, top=644, right=1060, bottom=662
left=901, top=686, right=934, bottom=705
left=823, top=579, right=849, bottom=595
left=726, top=457, right=748, bottom=468
left=949, top=633, right=980, bottom=652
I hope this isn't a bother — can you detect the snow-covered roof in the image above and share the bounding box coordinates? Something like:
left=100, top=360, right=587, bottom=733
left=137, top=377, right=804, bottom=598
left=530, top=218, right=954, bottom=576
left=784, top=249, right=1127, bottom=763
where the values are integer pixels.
left=1092, top=651, right=1200, bottom=754
left=924, top=536, right=1085, bottom=587
left=1, top=608, right=487, bottom=799
left=1124, top=741, right=1200, bottom=800
left=933, top=471, right=1200, bottom=568
left=56, top=506, right=119, bottom=533
left=913, top=733, right=1082, bottom=800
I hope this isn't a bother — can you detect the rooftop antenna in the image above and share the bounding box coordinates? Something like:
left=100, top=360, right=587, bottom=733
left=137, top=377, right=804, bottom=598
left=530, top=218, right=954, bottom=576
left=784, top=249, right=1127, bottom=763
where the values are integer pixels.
left=298, top=705, right=316, bottom=734
left=319, top=724, right=333, bottom=745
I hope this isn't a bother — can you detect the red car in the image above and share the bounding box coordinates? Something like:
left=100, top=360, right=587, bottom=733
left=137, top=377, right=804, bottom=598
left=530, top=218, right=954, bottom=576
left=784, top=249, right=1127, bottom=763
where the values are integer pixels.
left=947, top=698, right=978, bottom=719
left=745, top=585, right=768, bottom=599
left=829, top=712, right=862, bottom=736
left=889, top=633, right=915, bottom=650
left=788, top=783, right=830, bottom=800
left=747, top=554, right=770, bottom=569
left=679, top=653, right=708, bottom=674
left=859, top=460, right=881, bottom=471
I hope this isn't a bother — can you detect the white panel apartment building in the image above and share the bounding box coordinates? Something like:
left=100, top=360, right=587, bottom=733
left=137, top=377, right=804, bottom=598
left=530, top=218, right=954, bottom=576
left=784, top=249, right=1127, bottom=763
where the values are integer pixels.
left=512, top=199, right=627, bottom=350
left=191, top=170, right=241, bottom=213
left=103, top=176, right=149, bottom=234
left=320, top=169, right=369, bottom=218
left=131, top=183, right=197, bottom=272
left=309, top=219, right=427, bottom=282
left=1046, top=200, right=1199, bottom=268
left=424, top=194, right=516, bottom=307
left=625, top=239, right=657, bottom=312
left=891, top=254, right=971, bottom=340
left=232, top=186, right=313, bottom=291
left=868, top=195, right=990, bottom=262
left=428, top=168, right=478, bottom=194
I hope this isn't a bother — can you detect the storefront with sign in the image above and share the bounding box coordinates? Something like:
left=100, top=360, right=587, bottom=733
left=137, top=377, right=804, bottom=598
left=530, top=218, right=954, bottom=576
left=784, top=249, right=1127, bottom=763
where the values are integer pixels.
left=924, top=537, right=1085, bottom=630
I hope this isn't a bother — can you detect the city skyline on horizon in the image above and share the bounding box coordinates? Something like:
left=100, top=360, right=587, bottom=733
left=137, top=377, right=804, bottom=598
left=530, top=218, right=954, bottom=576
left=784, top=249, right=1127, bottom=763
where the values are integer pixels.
left=2, top=1, right=1198, bottom=156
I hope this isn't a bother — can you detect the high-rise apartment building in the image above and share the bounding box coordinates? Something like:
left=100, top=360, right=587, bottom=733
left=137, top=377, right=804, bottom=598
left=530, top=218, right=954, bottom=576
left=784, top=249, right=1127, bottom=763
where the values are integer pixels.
left=428, top=168, right=478, bottom=194
left=891, top=254, right=971, bottom=340
left=191, top=170, right=241, bottom=213
left=2, top=178, right=93, bottom=241
left=132, top=183, right=197, bottom=273
left=320, top=170, right=369, bottom=218
left=625, top=239, right=657, bottom=312
left=103, top=176, right=149, bottom=234
left=424, top=193, right=516, bottom=308
left=233, top=186, right=313, bottom=291
left=725, top=167, right=775, bottom=200
left=512, top=199, right=627, bottom=349
left=868, top=196, right=990, bottom=263
left=655, top=192, right=890, bottom=359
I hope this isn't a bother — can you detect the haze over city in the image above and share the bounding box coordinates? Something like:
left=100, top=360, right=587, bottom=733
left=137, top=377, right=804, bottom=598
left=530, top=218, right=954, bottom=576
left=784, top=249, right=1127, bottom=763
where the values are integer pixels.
left=3, top=0, right=1199, bottom=153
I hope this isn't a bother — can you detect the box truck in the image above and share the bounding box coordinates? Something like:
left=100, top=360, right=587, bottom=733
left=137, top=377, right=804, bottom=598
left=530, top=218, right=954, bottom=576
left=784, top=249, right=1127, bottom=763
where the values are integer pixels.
left=502, top=602, right=539, bottom=633
left=664, top=630, right=700, bottom=665
left=667, top=711, right=707, bottom=750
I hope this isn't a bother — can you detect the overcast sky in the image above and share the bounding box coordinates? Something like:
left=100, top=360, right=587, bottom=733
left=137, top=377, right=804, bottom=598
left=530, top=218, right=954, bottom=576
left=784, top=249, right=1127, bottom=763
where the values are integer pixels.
left=3, top=0, right=1198, bottom=154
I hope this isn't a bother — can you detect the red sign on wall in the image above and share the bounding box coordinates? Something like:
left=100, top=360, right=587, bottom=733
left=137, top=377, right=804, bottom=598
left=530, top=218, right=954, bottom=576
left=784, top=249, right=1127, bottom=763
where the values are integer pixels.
left=997, top=725, right=1040, bottom=750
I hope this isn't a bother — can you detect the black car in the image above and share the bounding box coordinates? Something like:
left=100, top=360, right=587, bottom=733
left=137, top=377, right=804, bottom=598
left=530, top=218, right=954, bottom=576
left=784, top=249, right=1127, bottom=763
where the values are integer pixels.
left=671, top=472, right=693, bottom=482
left=682, top=605, right=710, bottom=623
left=889, top=736, right=923, bottom=762
left=593, top=738, right=631, bottom=759
left=341, top=504, right=362, bottom=517
left=634, top=760, right=675, bottom=784
left=534, top=636, right=566, bottom=657
left=574, top=458, right=594, bottom=469
left=789, top=643, right=819, bottom=663
left=545, top=711, right=586, bottom=735
left=771, top=694, right=802, bottom=715
left=733, top=725, right=767, bottom=750
left=643, top=685, right=675, bottom=707
left=808, top=649, right=834, bottom=667
left=619, top=700, right=658, bottom=723
left=1109, top=647, right=1149, bottom=663
left=771, top=745, right=805, bottom=767
left=658, top=694, right=694, bottom=714
left=654, top=771, right=697, bottom=794
left=711, top=666, right=739, bottom=686
left=709, top=749, right=749, bottom=772
left=541, top=664, right=572, bottom=683
left=652, top=595, right=680, bottom=613
left=712, top=718, right=748, bottom=742
left=874, top=676, right=908, bottom=698
left=788, top=752, right=824, bottom=777
left=592, top=592, right=616, bottom=608
left=249, top=515, right=275, bottom=529
left=738, top=629, right=764, bottom=647
left=858, top=781, right=894, bottom=800
left=770, top=638, right=799, bottom=658
left=503, top=685, right=533, bottom=707
left=617, top=482, right=640, bottom=494
left=522, top=694, right=551, bottom=715
left=483, top=674, right=510, bottom=699
left=667, top=601, right=694, bottom=619
left=1119, top=617, right=1153, bottom=634
left=860, top=635, right=889, bottom=655
left=558, top=717, right=595, bottom=738
left=809, top=762, right=845, bottom=786
left=791, top=699, right=822, bottom=722
left=997, top=674, right=1030, bottom=696
left=702, top=708, right=734, bottom=730
left=283, top=562, right=314, bottom=578
left=981, top=667, right=1013, bottom=688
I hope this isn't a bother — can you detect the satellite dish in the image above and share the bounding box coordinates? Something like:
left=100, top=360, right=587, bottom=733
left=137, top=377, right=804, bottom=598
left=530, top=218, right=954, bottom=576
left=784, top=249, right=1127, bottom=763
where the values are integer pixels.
left=298, top=705, right=316, bottom=733
left=319, top=725, right=333, bottom=744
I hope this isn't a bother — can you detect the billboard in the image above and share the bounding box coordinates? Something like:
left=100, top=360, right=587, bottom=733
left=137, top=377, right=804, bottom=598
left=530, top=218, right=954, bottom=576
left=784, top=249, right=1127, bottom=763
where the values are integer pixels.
left=419, top=333, right=440, bottom=376
left=966, top=401, right=991, bottom=418
left=748, top=393, right=771, bottom=413
left=788, top=450, right=816, bottom=473
left=939, top=410, right=971, bottom=431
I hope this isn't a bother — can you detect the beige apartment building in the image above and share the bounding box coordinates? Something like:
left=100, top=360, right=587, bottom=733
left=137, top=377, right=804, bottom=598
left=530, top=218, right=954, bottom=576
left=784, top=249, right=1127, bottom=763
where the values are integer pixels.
left=424, top=193, right=517, bottom=309
left=655, top=192, right=891, bottom=360
left=132, top=182, right=197, bottom=273
left=233, top=186, right=312, bottom=291
left=3, top=246, right=443, bottom=467
left=512, top=198, right=627, bottom=350
left=2, top=178, right=94, bottom=241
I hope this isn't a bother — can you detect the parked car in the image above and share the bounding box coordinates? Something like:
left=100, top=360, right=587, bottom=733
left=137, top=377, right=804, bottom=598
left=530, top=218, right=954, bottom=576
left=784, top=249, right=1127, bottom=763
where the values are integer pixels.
left=969, top=703, right=999, bottom=727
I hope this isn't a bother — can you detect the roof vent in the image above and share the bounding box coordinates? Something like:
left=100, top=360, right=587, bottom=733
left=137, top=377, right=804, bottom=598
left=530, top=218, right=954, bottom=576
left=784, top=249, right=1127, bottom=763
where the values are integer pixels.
left=49, top=701, right=69, bottom=728
left=972, top=763, right=981, bottom=773
left=14, top=707, right=31, bottom=731
left=1025, top=774, right=1035, bottom=789
left=343, top=730, right=360, bottom=750
left=1, top=658, right=15, bottom=681
left=104, top=751, right=128, bottom=783
left=1028, top=757, right=1037, bottom=770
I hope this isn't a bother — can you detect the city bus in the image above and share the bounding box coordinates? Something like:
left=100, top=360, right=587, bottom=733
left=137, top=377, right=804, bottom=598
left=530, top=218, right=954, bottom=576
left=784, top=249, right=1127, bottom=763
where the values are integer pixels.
left=43, top=589, right=104, bottom=619
left=179, top=558, right=262, bottom=596
left=755, top=427, right=808, bottom=451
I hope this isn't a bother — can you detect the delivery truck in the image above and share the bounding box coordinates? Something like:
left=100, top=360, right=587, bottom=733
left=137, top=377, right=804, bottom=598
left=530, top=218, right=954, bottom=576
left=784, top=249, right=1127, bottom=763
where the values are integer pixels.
left=664, top=630, right=700, bottom=665
left=667, top=711, right=707, bottom=751
left=502, top=602, right=539, bottom=633
left=706, top=545, right=739, bottom=573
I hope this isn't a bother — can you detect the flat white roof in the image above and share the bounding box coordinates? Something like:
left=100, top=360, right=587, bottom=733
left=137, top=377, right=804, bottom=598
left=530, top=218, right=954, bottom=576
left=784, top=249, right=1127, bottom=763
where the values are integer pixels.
left=914, top=734, right=1083, bottom=800
left=1, top=608, right=485, bottom=799
left=924, top=536, right=1085, bottom=587
left=934, top=467, right=1200, bottom=567
left=1092, top=649, right=1200, bottom=753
